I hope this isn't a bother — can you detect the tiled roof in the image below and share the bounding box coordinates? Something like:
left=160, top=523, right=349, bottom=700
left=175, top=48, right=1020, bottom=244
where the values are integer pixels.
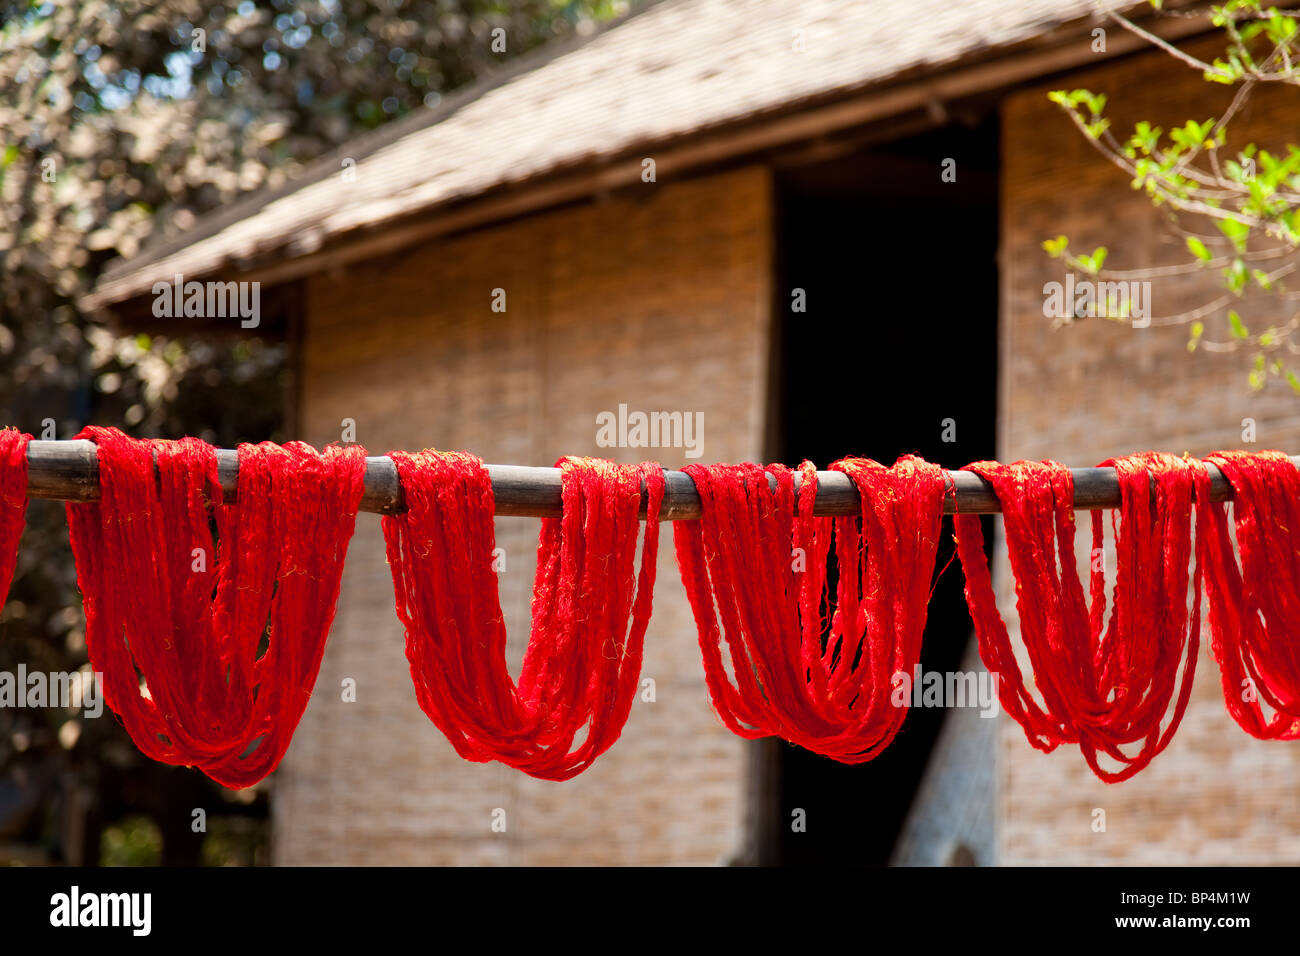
left=89, top=0, right=1113, bottom=307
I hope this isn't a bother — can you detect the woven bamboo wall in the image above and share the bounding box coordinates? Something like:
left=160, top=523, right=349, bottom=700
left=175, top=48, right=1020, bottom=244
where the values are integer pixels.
left=272, top=165, right=772, bottom=865
left=1000, top=40, right=1300, bottom=864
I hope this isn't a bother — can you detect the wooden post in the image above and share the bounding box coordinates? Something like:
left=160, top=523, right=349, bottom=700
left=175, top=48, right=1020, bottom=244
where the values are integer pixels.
left=20, top=439, right=1267, bottom=519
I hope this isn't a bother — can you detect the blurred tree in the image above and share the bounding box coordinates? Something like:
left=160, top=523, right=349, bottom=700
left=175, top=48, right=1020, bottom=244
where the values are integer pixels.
left=1043, top=0, right=1300, bottom=395
left=0, top=0, right=632, bottom=865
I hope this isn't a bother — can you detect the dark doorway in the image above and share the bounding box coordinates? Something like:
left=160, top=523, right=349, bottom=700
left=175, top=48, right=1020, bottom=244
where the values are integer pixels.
left=762, top=114, right=1000, bottom=865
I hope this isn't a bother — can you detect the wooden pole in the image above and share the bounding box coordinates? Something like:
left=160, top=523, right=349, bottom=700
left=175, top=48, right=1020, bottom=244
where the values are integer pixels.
left=19, top=439, right=1281, bottom=519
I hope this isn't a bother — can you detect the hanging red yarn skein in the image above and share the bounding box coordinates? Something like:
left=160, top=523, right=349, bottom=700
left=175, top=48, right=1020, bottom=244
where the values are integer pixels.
left=66, top=426, right=365, bottom=789
left=1197, top=450, right=1300, bottom=739
left=952, top=452, right=1206, bottom=782
left=0, top=428, right=31, bottom=606
left=673, top=455, right=947, bottom=762
left=382, top=451, right=664, bottom=781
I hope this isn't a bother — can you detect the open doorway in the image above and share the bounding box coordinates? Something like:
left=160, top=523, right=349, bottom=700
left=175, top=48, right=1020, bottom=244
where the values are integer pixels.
left=761, top=113, right=1000, bottom=865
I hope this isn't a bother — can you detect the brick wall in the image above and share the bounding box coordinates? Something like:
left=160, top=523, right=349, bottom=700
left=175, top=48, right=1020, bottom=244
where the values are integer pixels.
left=1000, top=40, right=1300, bottom=864
left=271, top=166, right=772, bottom=865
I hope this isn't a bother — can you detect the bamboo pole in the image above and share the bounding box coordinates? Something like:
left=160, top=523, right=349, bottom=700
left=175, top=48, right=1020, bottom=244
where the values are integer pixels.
left=19, top=439, right=1287, bottom=520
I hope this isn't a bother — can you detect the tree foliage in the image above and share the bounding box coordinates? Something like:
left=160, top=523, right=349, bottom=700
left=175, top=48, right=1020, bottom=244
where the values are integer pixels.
left=1045, top=0, right=1300, bottom=394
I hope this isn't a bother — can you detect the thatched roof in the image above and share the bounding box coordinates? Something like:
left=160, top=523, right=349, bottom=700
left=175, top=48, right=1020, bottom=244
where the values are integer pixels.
left=87, top=0, right=1141, bottom=311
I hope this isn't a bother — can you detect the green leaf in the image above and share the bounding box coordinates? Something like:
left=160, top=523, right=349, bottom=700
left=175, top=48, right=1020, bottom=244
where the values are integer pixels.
left=1218, top=216, right=1251, bottom=251
left=1188, top=321, right=1204, bottom=352
left=1229, top=310, right=1249, bottom=339
left=1250, top=354, right=1267, bottom=390
left=1225, top=258, right=1250, bottom=293
left=1047, top=89, right=1094, bottom=110
left=1085, top=93, right=1108, bottom=116
left=1287, top=370, right=1300, bottom=394
left=1041, top=235, right=1069, bottom=258
left=1187, top=236, right=1212, bottom=261
left=1085, top=119, right=1110, bottom=140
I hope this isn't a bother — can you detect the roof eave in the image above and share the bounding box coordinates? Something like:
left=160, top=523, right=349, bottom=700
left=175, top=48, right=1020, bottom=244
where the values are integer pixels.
left=82, top=3, right=1214, bottom=319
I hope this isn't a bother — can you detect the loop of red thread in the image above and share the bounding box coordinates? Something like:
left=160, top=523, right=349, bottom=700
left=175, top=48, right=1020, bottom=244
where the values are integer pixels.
left=1198, top=450, right=1300, bottom=739
left=952, top=452, right=1206, bottom=782
left=0, top=428, right=31, bottom=606
left=66, top=426, right=366, bottom=789
left=672, top=455, right=946, bottom=763
left=382, top=451, right=665, bottom=781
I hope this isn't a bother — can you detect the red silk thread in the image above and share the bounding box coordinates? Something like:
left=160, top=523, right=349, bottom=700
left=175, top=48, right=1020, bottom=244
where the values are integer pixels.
left=382, top=451, right=664, bottom=781
left=2, top=426, right=1295, bottom=780
left=672, top=455, right=947, bottom=762
left=66, top=426, right=366, bottom=788
left=952, top=452, right=1206, bottom=782
left=0, top=428, right=31, bottom=606
left=1197, top=449, right=1300, bottom=739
